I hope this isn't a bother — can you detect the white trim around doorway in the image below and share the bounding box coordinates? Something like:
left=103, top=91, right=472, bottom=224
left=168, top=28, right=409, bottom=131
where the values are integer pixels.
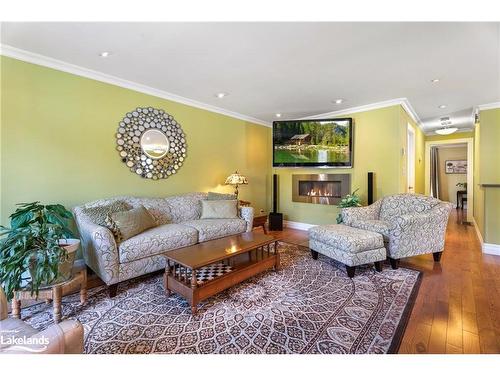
left=424, top=137, right=474, bottom=223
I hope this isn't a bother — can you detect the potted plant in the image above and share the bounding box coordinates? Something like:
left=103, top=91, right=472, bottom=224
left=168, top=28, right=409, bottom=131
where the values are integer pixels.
left=0, top=202, right=79, bottom=300
left=336, top=188, right=362, bottom=224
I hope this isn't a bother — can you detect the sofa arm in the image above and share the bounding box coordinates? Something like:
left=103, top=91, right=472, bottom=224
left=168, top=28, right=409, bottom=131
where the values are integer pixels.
left=73, top=209, right=119, bottom=285
left=341, top=200, right=382, bottom=225
left=239, top=206, right=254, bottom=232
left=387, top=202, right=452, bottom=258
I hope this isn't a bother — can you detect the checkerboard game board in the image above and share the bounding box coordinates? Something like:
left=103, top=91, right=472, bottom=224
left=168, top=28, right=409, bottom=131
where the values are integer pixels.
left=175, top=263, right=233, bottom=285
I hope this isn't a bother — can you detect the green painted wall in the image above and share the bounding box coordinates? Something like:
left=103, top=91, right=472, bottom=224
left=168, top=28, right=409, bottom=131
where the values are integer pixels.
left=0, top=56, right=272, bottom=225
left=477, top=108, right=500, bottom=245
left=273, top=105, right=406, bottom=225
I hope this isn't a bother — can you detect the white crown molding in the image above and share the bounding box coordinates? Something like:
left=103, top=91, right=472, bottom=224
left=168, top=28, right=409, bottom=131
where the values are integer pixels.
left=301, top=97, right=422, bottom=127
left=477, top=102, right=500, bottom=111
left=0, top=44, right=272, bottom=128
left=283, top=220, right=316, bottom=231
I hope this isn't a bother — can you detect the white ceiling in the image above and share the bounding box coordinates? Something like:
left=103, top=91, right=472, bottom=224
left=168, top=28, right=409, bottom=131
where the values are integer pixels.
left=1, top=22, right=499, bottom=133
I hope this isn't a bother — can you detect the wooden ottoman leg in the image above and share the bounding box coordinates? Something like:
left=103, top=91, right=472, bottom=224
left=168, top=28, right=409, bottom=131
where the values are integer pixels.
left=311, top=249, right=319, bottom=260
left=108, top=284, right=118, bottom=298
left=346, top=265, right=356, bottom=278
left=389, top=257, right=399, bottom=270
left=374, top=261, right=383, bottom=272
left=433, top=251, right=443, bottom=262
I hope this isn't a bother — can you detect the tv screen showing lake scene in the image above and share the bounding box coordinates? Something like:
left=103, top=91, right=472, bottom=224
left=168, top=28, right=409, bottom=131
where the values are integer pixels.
left=273, top=118, right=353, bottom=167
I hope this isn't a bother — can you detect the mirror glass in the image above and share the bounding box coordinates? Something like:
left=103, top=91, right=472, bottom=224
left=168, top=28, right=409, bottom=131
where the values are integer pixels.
left=140, top=129, right=170, bottom=159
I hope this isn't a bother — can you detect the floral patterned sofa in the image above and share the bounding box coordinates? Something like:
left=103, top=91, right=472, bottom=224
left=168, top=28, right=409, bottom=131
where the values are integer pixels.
left=73, top=193, right=254, bottom=296
left=341, top=193, right=452, bottom=269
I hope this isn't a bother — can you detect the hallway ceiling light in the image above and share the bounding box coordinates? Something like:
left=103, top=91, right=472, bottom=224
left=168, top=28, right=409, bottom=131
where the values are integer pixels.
left=99, top=51, right=111, bottom=57
left=275, top=113, right=282, bottom=118
left=435, top=127, right=458, bottom=135
left=333, top=99, right=344, bottom=104
left=431, top=78, right=440, bottom=83
left=438, top=104, right=447, bottom=109
left=215, top=92, right=228, bottom=98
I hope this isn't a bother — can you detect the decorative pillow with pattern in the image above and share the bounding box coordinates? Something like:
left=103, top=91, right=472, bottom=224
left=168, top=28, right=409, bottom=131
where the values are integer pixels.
left=105, top=205, right=157, bottom=243
left=81, top=200, right=131, bottom=226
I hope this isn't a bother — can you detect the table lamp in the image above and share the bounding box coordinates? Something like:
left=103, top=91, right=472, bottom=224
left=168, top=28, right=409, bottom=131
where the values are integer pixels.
left=224, top=171, right=248, bottom=198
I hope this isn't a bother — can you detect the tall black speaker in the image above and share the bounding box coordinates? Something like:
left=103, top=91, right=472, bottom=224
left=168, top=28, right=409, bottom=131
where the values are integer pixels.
left=269, top=174, right=283, bottom=231
left=367, top=172, right=374, bottom=205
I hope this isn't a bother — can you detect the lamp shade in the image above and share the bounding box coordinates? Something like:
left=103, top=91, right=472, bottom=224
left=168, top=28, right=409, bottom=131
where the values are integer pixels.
left=225, top=171, right=248, bottom=186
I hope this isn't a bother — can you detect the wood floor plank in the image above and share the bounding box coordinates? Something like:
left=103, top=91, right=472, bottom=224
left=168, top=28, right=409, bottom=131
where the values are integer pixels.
left=463, top=331, right=481, bottom=353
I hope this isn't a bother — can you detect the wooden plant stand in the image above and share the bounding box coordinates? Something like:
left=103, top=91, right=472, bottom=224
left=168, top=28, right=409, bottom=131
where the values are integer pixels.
left=163, top=232, right=279, bottom=314
left=11, top=268, right=87, bottom=323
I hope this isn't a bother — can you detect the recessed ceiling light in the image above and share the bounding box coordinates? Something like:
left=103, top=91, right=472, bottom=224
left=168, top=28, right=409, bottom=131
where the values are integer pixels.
left=99, top=51, right=110, bottom=57
left=275, top=113, right=282, bottom=118
left=215, top=92, right=228, bottom=98
left=333, top=99, right=344, bottom=104
left=438, top=104, right=447, bottom=109
left=431, top=78, right=440, bottom=83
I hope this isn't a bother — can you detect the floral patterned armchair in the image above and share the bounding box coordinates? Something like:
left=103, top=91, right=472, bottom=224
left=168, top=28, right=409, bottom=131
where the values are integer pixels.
left=341, top=194, right=452, bottom=268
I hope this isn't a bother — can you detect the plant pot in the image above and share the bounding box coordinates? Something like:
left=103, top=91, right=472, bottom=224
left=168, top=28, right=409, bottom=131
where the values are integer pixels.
left=29, top=239, right=80, bottom=287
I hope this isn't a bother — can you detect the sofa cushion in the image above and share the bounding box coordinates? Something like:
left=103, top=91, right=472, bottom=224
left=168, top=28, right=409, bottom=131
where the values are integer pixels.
left=348, top=219, right=391, bottom=238
left=379, top=194, right=438, bottom=221
left=164, top=193, right=206, bottom=223
left=182, top=218, right=247, bottom=242
left=200, top=200, right=238, bottom=219
left=308, top=224, right=384, bottom=254
left=107, top=205, right=157, bottom=242
left=118, top=224, right=198, bottom=263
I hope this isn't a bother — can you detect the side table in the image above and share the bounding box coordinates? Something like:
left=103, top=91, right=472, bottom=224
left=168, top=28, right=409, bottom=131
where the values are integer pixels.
left=253, top=214, right=268, bottom=234
left=11, top=268, right=87, bottom=323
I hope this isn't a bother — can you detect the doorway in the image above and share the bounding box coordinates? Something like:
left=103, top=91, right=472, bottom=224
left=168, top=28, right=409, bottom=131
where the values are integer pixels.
left=424, top=138, right=474, bottom=223
left=407, top=124, right=415, bottom=193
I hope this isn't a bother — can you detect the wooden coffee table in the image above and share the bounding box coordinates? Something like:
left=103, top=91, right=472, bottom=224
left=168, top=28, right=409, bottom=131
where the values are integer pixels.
left=163, top=232, right=279, bottom=313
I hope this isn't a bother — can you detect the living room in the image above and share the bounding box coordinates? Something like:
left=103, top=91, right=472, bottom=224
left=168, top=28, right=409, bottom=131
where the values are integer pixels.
left=1, top=0, right=499, bottom=371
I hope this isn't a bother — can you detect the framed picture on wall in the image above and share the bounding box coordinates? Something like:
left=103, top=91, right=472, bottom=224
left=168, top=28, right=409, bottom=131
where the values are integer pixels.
left=445, top=160, right=467, bottom=174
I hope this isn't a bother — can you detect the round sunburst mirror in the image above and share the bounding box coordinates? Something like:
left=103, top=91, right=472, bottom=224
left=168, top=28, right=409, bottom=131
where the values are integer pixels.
left=115, top=107, right=187, bottom=179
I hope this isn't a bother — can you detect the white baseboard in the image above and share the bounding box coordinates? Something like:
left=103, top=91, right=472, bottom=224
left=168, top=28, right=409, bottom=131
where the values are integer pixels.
left=483, top=243, right=500, bottom=256
left=472, top=217, right=484, bottom=244
left=471, top=218, right=499, bottom=256
left=283, top=220, right=316, bottom=231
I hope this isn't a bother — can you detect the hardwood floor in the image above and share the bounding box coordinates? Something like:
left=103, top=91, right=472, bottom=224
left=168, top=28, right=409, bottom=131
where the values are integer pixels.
left=265, top=209, right=500, bottom=354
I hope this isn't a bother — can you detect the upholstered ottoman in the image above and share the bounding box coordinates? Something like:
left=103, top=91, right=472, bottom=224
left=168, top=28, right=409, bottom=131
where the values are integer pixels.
left=308, top=224, right=386, bottom=278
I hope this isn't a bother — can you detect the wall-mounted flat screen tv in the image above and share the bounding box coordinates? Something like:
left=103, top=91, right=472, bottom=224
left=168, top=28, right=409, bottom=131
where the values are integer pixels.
left=273, top=118, right=353, bottom=167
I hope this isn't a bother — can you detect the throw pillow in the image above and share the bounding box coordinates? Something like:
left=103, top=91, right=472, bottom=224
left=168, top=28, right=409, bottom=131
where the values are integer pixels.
left=82, top=200, right=131, bottom=226
left=105, top=205, right=156, bottom=242
left=200, top=200, right=238, bottom=219
left=207, top=191, right=237, bottom=201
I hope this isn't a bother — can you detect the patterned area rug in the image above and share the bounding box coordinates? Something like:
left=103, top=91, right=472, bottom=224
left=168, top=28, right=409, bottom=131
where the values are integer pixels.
left=22, top=242, right=421, bottom=354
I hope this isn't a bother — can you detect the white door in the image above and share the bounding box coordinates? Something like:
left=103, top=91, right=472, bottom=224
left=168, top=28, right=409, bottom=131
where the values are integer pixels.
left=407, top=124, right=416, bottom=193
